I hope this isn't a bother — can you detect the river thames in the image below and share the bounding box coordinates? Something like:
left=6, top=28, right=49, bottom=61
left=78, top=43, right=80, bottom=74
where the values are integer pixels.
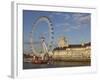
left=23, top=61, right=90, bottom=69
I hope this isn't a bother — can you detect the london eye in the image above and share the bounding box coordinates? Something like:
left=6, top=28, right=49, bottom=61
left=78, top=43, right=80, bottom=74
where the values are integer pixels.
left=30, top=16, right=54, bottom=56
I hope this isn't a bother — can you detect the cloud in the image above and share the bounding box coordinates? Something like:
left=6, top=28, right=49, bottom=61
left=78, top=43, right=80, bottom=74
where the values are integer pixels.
left=64, top=14, right=71, bottom=21
left=55, top=23, right=69, bottom=28
left=69, top=13, right=91, bottom=30
left=54, top=23, right=71, bottom=35
left=54, top=12, right=64, bottom=15
left=50, top=13, right=91, bottom=34
left=72, top=13, right=90, bottom=24
left=79, top=15, right=90, bottom=24
left=49, top=14, right=53, bottom=18
left=49, top=12, right=64, bottom=18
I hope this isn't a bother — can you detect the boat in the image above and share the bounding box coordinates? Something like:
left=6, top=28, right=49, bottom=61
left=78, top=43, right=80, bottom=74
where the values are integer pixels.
left=32, top=55, right=49, bottom=64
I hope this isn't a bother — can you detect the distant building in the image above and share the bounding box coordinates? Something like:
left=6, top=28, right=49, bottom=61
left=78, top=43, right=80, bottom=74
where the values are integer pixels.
left=52, top=37, right=91, bottom=61
left=58, top=36, right=68, bottom=47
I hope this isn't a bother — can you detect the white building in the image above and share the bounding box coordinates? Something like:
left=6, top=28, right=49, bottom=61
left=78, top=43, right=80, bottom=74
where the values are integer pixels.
left=52, top=37, right=91, bottom=61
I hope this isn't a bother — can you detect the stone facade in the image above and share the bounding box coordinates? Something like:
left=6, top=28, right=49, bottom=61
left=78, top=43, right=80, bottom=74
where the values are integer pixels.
left=52, top=37, right=91, bottom=61
left=53, top=44, right=90, bottom=61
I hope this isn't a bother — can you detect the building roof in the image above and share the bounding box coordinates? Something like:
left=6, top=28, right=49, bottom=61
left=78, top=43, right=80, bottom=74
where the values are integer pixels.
left=53, top=42, right=91, bottom=51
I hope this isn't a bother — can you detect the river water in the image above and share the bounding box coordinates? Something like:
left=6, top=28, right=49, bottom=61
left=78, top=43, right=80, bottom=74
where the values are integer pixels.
left=23, top=61, right=90, bottom=69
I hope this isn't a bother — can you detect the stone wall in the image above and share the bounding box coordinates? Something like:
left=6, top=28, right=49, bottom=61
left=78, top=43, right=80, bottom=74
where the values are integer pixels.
left=52, top=46, right=91, bottom=61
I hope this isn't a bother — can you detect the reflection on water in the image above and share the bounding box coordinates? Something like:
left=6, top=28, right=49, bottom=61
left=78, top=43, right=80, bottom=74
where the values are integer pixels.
left=23, top=61, right=90, bottom=69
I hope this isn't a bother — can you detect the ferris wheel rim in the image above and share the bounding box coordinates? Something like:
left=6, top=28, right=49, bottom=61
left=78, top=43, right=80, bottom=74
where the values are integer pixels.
left=30, top=16, right=54, bottom=54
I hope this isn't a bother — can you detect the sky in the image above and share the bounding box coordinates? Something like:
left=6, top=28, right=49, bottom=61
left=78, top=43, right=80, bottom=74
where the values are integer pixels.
left=23, top=10, right=91, bottom=53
